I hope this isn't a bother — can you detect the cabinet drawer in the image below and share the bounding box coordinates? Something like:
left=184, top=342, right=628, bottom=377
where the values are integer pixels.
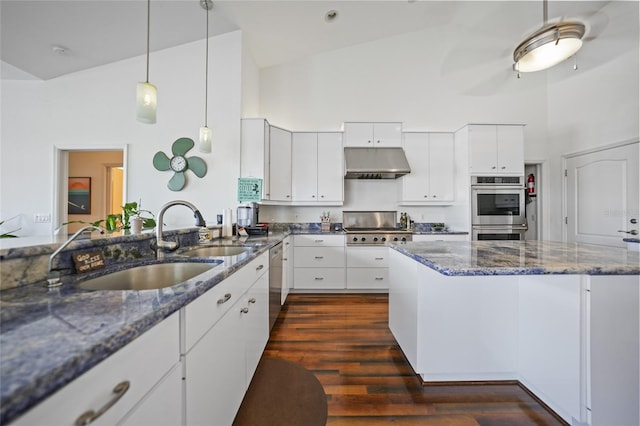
left=346, top=247, right=389, bottom=267
left=294, top=234, right=344, bottom=247
left=14, top=313, right=180, bottom=426
left=184, top=251, right=269, bottom=352
left=347, top=268, right=389, bottom=290
left=294, top=246, right=345, bottom=268
left=294, top=268, right=345, bottom=289
left=412, top=234, right=468, bottom=242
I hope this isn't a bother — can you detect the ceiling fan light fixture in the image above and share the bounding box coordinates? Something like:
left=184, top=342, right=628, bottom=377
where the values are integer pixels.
left=513, top=21, right=585, bottom=73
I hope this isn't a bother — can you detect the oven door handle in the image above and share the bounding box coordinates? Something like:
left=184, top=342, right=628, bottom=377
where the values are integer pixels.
left=472, top=224, right=528, bottom=230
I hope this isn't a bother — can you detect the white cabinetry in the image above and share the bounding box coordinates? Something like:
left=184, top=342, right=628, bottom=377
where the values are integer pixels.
left=184, top=252, right=270, bottom=426
left=343, top=122, right=402, bottom=147
left=291, top=132, right=343, bottom=204
left=293, top=235, right=345, bottom=290
left=346, top=246, right=389, bottom=290
left=14, top=313, right=181, bottom=426
left=269, top=126, right=292, bottom=201
left=240, top=119, right=292, bottom=202
left=240, top=118, right=270, bottom=200
left=399, top=132, right=455, bottom=204
left=466, top=124, right=524, bottom=175
left=282, top=236, right=293, bottom=304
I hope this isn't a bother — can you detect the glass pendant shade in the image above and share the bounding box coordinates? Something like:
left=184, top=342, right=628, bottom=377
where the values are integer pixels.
left=136, top=81, right=157, bottom=123
left=199, top=126, right=212, bottom=153
left=513, top=21, right=585, bottom=73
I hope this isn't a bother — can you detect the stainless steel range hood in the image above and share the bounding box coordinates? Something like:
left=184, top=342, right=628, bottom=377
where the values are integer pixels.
left=344, top=147, right=411, bottom=179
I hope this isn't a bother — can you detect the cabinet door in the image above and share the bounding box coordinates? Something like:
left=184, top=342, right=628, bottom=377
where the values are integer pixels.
left=282, top=237, right=292, bottom=304
left=243, top=272, right=269, bottom=388
left=240, top=119, right=270, bottom=200
left=468, top=125, right=497, bottom=174
left=496, top=125, right=524, bottom=175
left=428, top=133, right=455, bottom=201
left=291, top=132, right=318, bottom=202
left=317, top=132, right=344, bottom=202
left=269, top=126, right=292, bottom=201
left=185, top=305, right=245, bottom=426
left=118, top=363, right=182, bottom=426
left=343, top=122, right=374, bottom=147
left=401, top=133, right=429, bottom=201
left=373, top=122, right=402, bottom=147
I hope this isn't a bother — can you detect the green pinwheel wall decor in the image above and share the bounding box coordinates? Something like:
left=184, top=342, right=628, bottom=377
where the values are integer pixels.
left=153, top=137, right=207, bottom=191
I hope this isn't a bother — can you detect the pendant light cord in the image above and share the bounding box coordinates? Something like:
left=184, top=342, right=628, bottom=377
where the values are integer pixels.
left=542, top=0, right=548, bottom=25
left=145, top=0, right=151, bottom=83
left=204, top=3, right=209, bottom=127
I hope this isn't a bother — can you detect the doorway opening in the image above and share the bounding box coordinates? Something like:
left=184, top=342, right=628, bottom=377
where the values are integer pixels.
left=54, top=146, right=127, bottom=235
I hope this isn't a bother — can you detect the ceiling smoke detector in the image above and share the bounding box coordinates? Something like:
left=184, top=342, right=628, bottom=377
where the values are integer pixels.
left=324, top=10, right=338, bottom=23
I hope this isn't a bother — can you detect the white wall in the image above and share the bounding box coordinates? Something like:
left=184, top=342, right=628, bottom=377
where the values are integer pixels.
left=258, top=26, right=549, bottom=228
left=1, top=30, right=244, bottom=236
left=546, top=1, right=640, bottom=240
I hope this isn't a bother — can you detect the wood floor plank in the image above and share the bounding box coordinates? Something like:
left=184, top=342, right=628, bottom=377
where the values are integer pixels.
left=261, top=294, right=566, bottom=425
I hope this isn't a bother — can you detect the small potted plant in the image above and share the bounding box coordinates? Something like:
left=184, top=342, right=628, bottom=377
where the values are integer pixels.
left=121, top=201, right=156, bottom=233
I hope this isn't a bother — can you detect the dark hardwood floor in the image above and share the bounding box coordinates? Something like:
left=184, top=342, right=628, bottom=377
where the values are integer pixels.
left=262, top=293, right=566, bottom=426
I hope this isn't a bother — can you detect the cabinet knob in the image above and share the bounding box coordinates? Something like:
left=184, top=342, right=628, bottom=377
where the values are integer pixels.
left=424, top=195, right=428, bottom=198
left=432, top=195, right=437, bottom=198
left=320, top=195, right=324, bottom=198
left=368, top=140, right=372, bottom=144
left=248, top=298, right=256, bottom=304
left=75, top=381, right=130, bottom=426
left=312, top=195, right=316, bottom=198
left=376, top=140, right=381, bottom=144
left=286, top=195, right=290, bottom=198
left=240, top=307, right=249, bottom=314
left=256, top=264, right=264, bottom=271
left=631, top=219, right=638, bottom=224
left=501, top=166, right=506, bottom=170
left=491, top=166, right=497, bottom=170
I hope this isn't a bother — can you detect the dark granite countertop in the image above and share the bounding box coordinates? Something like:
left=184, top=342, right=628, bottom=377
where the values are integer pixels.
left=0, top=233, right=287, bottom=424
left=390, top=240, right=640, bottom=276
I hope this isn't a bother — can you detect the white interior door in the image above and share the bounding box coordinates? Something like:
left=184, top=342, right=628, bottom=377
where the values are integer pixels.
left=565, top=142, right=639, bottom=247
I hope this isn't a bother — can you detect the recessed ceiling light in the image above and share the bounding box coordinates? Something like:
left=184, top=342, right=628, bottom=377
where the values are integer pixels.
left=325, top=10, right=338, bottom=23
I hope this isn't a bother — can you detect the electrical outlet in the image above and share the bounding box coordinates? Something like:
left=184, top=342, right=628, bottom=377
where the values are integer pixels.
left=34, top=213, right=51, bottom=223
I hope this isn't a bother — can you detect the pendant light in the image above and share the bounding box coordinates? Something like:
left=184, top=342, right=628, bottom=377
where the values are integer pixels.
left=136, top=0, right=157, bottom=123
left=198, top=0, right=213, bottom=153
left=513, top=0, right=585, bottom=74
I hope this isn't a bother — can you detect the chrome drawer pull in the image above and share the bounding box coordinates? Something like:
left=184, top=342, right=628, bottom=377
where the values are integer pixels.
left=375, top=257, right=384, bottom=260
left=249, top=298, right=256, bottom=304
left=314, top=256, right=324, bottom=259
left=315, top=277, right=324, bottom=280
left=75, top=381, right=130, bottom=425
left=314, top=240, right=324, bottom=243
left=375, top=277, right=384, bottom=280
left=217, top=293, right=232, bottom=304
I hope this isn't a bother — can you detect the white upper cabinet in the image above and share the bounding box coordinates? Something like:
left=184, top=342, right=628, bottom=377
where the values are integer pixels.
left=343, top=122, right=402, bottom=147
left=399, top=132, right=455, bottom=204
left=240, top=118, right=270, bottom=200
left=467, top=124, right=524, bottom=175
left=291, top=132, right=343, bottom=204
left=268, top=126, right=292, bottom=201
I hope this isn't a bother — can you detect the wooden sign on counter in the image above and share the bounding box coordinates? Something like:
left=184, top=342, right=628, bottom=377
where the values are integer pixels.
left=72, top=251, right=106, bottom=273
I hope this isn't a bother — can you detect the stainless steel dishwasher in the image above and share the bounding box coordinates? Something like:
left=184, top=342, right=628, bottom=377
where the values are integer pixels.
left=268, top=242, right=283, bottom=331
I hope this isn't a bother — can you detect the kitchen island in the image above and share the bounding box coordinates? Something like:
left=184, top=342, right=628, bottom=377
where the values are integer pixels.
left=388, top=240, right=639, bottom=426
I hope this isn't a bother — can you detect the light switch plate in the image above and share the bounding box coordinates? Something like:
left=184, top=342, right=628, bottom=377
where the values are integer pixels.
left=34, top=213, right=51, bottom=223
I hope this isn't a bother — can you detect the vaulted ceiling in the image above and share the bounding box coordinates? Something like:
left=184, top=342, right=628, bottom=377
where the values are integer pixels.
left=0, top=1, right=622, bottom=80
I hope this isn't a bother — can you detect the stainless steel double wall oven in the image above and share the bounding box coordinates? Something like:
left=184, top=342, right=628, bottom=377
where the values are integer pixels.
left=471, top=176, right=527, bottom=240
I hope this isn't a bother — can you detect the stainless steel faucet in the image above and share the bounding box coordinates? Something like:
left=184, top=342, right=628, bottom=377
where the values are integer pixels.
left=47, top=225, right=106, bottom=287
left=155, top=200, right=206, bottom=254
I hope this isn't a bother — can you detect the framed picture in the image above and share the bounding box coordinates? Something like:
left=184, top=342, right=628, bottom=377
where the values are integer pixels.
left=68, top=177, right=91, bottom=214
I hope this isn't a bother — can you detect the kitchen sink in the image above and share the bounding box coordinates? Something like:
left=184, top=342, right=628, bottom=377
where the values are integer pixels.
left=177, top=246, right=248, bottom=257
left=77, top=261, right=221, bottom=291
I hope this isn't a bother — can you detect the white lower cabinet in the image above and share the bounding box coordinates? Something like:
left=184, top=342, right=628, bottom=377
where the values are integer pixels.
left=293, top=235, right=345, bottom=290
left=13, top=313, right=181, bottom=426
left=346, top=246, right=389, bottom=290
left=184, top=253, right=270, bottom=426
